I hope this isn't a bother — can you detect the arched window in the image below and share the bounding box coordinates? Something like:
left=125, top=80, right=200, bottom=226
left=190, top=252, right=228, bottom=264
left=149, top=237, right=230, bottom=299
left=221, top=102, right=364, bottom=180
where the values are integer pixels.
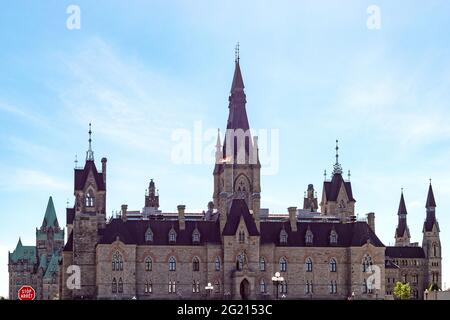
left=329, top=281, right=337, bottom=294
left=215, top=280, right=221, bottom=293
left=305, top=280, right=313, bottom=294
left=192, top=229, right=201, bottom=244
left=169, top=257, right=176, bottom=271
left=236, top=255, right=243, bottom=271
left=330, top=230, right=338, bottom=244
left=193, top=257, right=200, bottom=272
left=259, top=257, right=266, bottom=271
left=112, top=278, right=117, bottom=293
left=145, top=227, right=153, bottom=242
left=144, top=280, right=152, bottom=294
left=260, top=279, right=266, bottom=294
left=168, top=280, right=176, bottom=293
left=118, top=278, right=123, bottom=293
left=329, top=258, right=337, bottom=272
left=280, top=229, right=288, bottom=244
left=433, top=243, right=438, bottom=257
left=306, top=258, right=313, bottom=272
left=85, top=191, right=95, bottom=207
left=362, top=255, right=373, bottom=272
left=305, top=229, right=313, bottom=245
left=238, top=230, right=245, bottom=243
left=279, top=257, right=287, bottom=272
left=145, top=257, right=152, bottom=271
left=280, top=281, right=288, bottom=294
left=215, top=257, right=221, bottom=271
left=191, top=280, right=200, bottom=293
left=112, top=252, right=123, bottom=271
left=169, top=228, right=177, bottom=243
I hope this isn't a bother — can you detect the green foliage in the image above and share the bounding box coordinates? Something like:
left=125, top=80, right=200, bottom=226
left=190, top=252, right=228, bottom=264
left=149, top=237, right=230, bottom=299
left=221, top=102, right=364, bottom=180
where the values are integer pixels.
left=428, top=283, right=439, bottom=292
left=393, top=282, right=411, bottom=300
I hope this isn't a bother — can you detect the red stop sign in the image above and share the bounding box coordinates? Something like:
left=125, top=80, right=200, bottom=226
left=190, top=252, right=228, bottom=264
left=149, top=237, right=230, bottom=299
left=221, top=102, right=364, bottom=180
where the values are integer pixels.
left=18, top=286, right=35, bottom=300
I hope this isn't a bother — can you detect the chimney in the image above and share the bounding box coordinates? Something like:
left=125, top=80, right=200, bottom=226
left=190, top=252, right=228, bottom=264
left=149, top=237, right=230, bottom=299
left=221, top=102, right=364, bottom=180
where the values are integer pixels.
left=288, top=207, right=298, bottom=232
left=121, top=204, right=128, bottom=222
left=178, top=205, right=186, bottom=230
left=101, top=157, right=107, bottom=184
left=367, top=212, right=375, bottom=232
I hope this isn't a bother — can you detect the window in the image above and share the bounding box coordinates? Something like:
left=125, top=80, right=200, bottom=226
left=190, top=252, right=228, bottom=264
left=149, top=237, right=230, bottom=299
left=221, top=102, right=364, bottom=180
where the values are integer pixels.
left=305, top=281, right=313, bottom=294
left=259, top=257, right=266, bottom=271
left=260, top=279, right=266, bottom=294
left=279, top=281, right=288, bottom=294
left=145, top=257, right=152, bottom=271
left=238, top=230, right=245, bottom=243
left=192, top=280, right=200, bottom=293
left=413, top=289, right=418, bottom=299
left=112, top=278, right=117, bottom=293
left=215, top=257, right=221, bottom=271
left=215, top=280, right=221, bottom=294
left=168, top=281, right=176, bottom=294
left=169, top=257, right=176, bottom=271
left=169, top=229, right=177, bottom=243
left=144, top=281, right=152, bottom=294
left=145, top=227, right=153, bottom=242
left=305, top=230, right=313, bottom=245
left=280, top=229, right=288, bottom=244
left=118, top=278, right=123, bottom=293
left=329, top=258, right=337, bottom=272
left=433, top=243, right=438, bottom=257
left=306, top=258, right=313, bottom=272
left=329, top=281, right=337, bottom=294
left=279, top=257, right=287, bottom=272
left=330, top=230, right=338, bottom=245
left=192, top=229, right=200, bottom=244
left=85, top=191, right=95, bottom=207
left=362, top=255, right=373, bottom=272
left=363, top=279, right=368, bottom=294
left=112, top=252, right=123, bottom=271
left=413, top=274, right=418, bottom=284
left=193, top=257, right=200, bottom=272
left=236, top=255, right=243, bottom=271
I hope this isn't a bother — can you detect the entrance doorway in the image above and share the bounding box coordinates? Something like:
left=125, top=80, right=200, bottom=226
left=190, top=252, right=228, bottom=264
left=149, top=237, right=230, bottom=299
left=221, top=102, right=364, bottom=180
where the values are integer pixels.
left=240, top=279, right=250, bottom=300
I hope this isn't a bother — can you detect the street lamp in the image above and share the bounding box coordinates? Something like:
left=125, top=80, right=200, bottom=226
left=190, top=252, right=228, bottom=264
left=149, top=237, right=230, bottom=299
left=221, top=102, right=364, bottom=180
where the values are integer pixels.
left=205, top=282, right=214, bottom=299
left=271, top=272, right=284, bottom=300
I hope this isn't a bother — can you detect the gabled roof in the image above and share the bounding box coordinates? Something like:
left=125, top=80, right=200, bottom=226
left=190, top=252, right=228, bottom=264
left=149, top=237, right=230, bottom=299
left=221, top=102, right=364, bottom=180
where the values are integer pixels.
left=222, top=199, right=260, bottom=236
left=426, top=183, right=436, bottom=208
left=9, top=239, right=37, bottom=264
left=385, top=246, right=425, bottom=259
left=323, top=173, right=355, bottom=202
left=41, top=196, right=59, bottom=228
left=260, top=221, right=384, bottom=247
left=99, top=218, right=221, bottom=246
left=44, top=253, right=61, bottom=279
left=74, top=160, right=105, bottom=191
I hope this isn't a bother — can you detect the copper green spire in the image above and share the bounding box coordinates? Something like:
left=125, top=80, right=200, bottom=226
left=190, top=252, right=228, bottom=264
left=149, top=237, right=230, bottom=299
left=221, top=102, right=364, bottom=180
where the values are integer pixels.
left=42, top=196, right=58, bottom=228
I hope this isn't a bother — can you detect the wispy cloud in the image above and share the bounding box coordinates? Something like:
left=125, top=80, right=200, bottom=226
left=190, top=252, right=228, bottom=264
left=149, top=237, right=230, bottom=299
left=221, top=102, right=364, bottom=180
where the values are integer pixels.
left=0, top=168, right=69, bottom=192
left=0, top=102, right=48, bottom=127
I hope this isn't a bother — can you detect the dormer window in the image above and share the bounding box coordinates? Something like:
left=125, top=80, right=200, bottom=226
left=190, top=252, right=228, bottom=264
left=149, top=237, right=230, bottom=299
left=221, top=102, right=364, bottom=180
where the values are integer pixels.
left=305, top=229, right=313, bottom=245
left=169, top=228, right=177, bottom=243
left=145, top=227, right=153, bottom=242
left=85, top=191, right=95, bottom=207
left=192, top=229, right=201, bottom=244
left=330, top=230, right=338, bottom=245
left=280, top=229, right=288, bottom=244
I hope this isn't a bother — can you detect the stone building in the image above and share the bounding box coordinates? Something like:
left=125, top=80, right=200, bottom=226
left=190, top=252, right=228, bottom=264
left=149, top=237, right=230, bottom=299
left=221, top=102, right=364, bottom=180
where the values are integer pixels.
left=8, top=197, right=64, bottom=300
left=9, top=55, right=442, bottom=300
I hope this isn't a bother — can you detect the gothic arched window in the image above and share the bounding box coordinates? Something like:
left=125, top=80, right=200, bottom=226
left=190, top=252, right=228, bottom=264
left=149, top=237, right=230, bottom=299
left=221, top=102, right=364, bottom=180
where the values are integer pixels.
left=169, top=228, right=177, bottom=243
left=193, top=257, right=200, bottom=272
left=112, top=278, right=117, bottom=293
left=279, top=257, right=287, bottom=272
left=169, top=257, right=176, bottom=271
left=238, top=230, right=245, bottom=243
left=280, top=229, right=288, bottom=244
left=305, top=229, right=313, bottom=245
left=112, top=252, right=123, bottom=271
left=85, top=191, right=95, bottom=207
left=259, top=257, right=266, bottom=271
left=118, top=278, right=123, bottom=293
left=260, top=279, right=266, bottom=294
left=145, top=227, right=153, bottom=242
left=145, top=257, right=152, bottom=271
left=330, top=230, right=338, bottom=245
left=362, top=255, right=373, bottom=273
left=306, top=258, right=313, bottom=272
left=215, top=257, right=221, bottom=271
left=329, top=258, right=337, bottom=272
left=192, top=229, right=201, bottom=244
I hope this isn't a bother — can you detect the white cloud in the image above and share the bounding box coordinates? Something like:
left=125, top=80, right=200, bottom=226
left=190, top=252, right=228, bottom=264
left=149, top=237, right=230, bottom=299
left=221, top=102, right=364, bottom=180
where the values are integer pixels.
left=0, top=169, right=69, bottom=192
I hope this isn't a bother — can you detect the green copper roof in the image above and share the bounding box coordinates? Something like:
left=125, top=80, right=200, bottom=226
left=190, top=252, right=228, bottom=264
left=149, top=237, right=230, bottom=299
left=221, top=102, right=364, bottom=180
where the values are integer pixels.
left=42, top=196, right=59, bottom=228
left=38, top=254, right=47, bottom=270
left=9, top=238, right=37, bottom=264
left=43, top=253, right=61, bottom=279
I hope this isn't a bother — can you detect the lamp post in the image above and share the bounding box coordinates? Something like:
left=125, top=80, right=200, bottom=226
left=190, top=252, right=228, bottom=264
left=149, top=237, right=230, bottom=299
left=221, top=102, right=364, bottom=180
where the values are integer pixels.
left=424, top=289, right=428, bottom=300
left=271, top=272, right=284, bottom=300
left=205, top=282, right=214, bottom=299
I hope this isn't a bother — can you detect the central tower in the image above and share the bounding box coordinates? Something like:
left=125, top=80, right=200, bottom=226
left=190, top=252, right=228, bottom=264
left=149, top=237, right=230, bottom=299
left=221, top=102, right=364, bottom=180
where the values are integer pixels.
left=213, top=48, right=261, bottom=231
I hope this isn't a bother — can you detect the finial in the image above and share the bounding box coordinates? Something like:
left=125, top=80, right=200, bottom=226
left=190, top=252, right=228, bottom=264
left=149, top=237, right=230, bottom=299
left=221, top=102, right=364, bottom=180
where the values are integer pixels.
left=324, top=169, right=327, bottom=180
left=86, top=123, right=94, bottom=161
left=235, top=42, right=240, bottom=63
left=348, top=170, right=351, bottom=181
left=332, top=139, right=343, bottom=175
left=401, top=187, right=404, bottom=194
left=429, top=178, right=432, bottom=185
left=66, top=199, right=69, bottom=208
left=304, top=191, right=306, bottom=198
left=74, top=154, right=78, bottom=168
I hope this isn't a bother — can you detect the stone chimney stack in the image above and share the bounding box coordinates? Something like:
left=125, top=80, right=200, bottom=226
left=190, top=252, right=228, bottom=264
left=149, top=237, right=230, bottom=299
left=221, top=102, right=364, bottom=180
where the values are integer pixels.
left=288, top=207, right=298, bottom=232
left=178, top=205, right=186, bottom=230
left=121, top=204, right=128, bottom=222
left=367, top=212, right=375, bottom=233
left=101, top=157, right=107, bottom=184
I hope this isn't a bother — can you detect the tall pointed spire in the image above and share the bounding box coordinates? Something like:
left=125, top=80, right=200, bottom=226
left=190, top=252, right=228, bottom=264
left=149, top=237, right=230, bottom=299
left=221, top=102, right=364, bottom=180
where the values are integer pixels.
left=86, top=123, right=94, bottom=161
left=332, top=140, right=343, bottom=175
left=42, top=196, right=59, bottom=228
left=395, top=189, right=410, bottom=245
left=231, top=42, right=244, bottom=92
left=398, top=189, right=407, bottom=216
left=426, top=180, right=436, bottom=208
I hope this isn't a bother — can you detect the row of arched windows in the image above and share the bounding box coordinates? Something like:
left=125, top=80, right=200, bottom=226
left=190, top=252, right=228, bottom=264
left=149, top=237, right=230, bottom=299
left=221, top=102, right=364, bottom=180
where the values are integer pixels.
left=267, top=257, right=338, bottom=273
left=279, top=229, right=338, bottom=245
left=111, top=277, right=123, bottom=293
left=145, top=227, right=202, bottom=244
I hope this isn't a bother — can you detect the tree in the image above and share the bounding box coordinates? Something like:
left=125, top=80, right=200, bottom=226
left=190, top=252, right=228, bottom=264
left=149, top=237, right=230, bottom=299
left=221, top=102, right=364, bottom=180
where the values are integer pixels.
left=428, top=283, right=439, bottom=292
left=394, top=282, right=411, bottom=300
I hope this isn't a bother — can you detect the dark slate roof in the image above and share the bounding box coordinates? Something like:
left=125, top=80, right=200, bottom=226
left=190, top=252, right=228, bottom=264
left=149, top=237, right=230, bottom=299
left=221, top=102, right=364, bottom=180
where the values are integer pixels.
left=63, top=232, right=73, bottom=252
left=99, top=218, right=222, bottom=245
left=260, top=221, right=384, bottom=247
left=398, top=192, right=408, bottom=215
left=222, top=199, right=260, bottom=236
left=426, top=184, right=436, bottom=208
left=231, top=60, right=245, bottom=92
left=396, top=192, right=409, bottom=237
left=66, top=207, right=75, bottom=225
left=323, top=173, right=355, bottom=202
left=74, top=160, right=105, bottom=191
left=385, top=259, right=400, bottom=269
left=385, top=246, right=425, bottom=259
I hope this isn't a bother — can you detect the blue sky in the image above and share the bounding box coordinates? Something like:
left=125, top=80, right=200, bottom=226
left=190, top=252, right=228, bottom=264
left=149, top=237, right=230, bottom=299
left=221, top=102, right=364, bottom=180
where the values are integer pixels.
left=1, top=0, right=450, bottom=298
